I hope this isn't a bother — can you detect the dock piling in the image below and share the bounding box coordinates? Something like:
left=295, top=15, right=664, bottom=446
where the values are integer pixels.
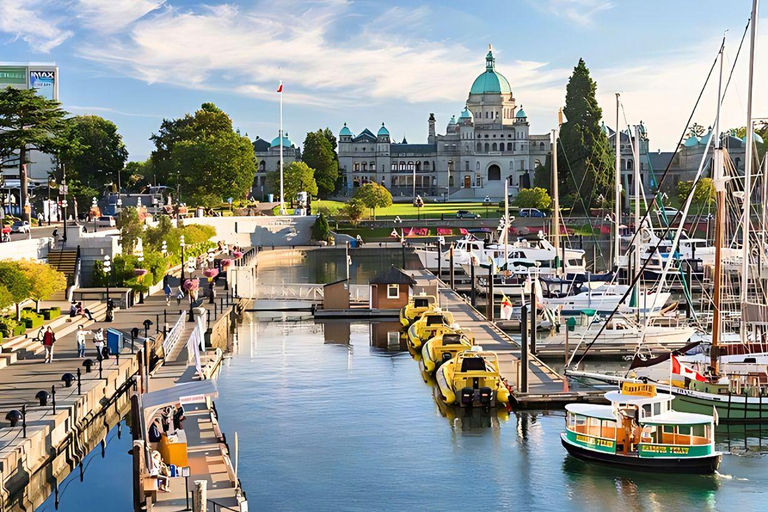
left=530, top=281, right=537, bottom=355
left=437, top=240, right=442, bottom=281
left=520, top=304, right=529, bottom=393
left=21, top=404, right=26, bottom=438
left=449, top=244, right=455, bottom=290
left=51, top=385, right=56, bottom=414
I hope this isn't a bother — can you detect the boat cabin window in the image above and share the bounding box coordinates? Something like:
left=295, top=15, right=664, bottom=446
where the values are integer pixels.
left=426, top=316, right=443, bottom=326
left=568, top=259, right=582, bottom=267
left=414, top=299, right=429, bottom=308
left=442, top=334, right=462, bottom=345
left=653, top=424, right=711, bottom=446
left=460, top=357, right=487, bottom=372
left=566, top=412, right=617, bottom=440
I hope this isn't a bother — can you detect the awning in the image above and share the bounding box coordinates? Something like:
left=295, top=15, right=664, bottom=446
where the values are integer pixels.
left=142, top=380, right=218, bottom=421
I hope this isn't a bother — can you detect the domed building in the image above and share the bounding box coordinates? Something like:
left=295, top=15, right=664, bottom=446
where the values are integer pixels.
left=251, top=131, right=301, bottom=199
left=337, top=46, right=551, bottom=198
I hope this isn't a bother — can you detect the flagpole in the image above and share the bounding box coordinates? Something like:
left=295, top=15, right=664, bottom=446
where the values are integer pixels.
left=279, top=80, right=285, bottom=215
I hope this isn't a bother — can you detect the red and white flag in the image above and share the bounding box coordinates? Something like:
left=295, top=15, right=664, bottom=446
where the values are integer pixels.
left=277, top=81, right=283, bottom=93
left=671, top=355, right=706, bottom=382
left=500, top=294, right=514, bottom=321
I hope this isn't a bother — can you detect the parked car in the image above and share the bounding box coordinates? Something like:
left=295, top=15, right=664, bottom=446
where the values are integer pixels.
left=456, top=210, right=480, bottom=219
left=10, top=220, right=30, bottom=233
left=519, top=208, right=546, bottom=218
left=657, top=207, right=680, bottom=218
left=95, top=216, right=116, bottom=227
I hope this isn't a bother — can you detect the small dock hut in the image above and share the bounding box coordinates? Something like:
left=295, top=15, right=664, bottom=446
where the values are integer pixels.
left=369, top=266, right=416, bottom=310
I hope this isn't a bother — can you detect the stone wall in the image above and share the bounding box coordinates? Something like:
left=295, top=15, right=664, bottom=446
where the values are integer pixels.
left=183, top=215, right=316, bottom=247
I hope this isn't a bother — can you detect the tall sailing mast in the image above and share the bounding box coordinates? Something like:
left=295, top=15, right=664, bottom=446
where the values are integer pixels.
left=614, top=94, right=621, bottom=270
left=552, top=116, right=560, bottom=275
left=711, top=37, right=726, bottom=377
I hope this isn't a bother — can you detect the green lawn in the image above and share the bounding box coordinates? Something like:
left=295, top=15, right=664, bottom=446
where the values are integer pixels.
left=312, top=200, right=502, bottom=220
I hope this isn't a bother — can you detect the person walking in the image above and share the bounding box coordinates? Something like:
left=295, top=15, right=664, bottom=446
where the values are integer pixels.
left=164, top=282, right=172, bottom=306
left=176, top=285, right=185, bottom=306
left=42, top=326, right=56, bottom=363
left=76, top=325, right=87, bottom=358
left=93, top=327, right=105, bottom=361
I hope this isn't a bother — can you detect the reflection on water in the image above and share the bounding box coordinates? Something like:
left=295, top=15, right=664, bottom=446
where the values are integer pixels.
left=214, top=314, right=768, bottom=512
left=256, top=248, right=422, bottom=285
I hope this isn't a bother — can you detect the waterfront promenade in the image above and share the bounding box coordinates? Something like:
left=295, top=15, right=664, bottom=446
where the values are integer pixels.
left=0, top=267, right=242, bottom=511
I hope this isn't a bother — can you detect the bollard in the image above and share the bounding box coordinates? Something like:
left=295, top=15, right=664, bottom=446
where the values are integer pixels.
left=22, top=404, right=26, bottom=438
left=51, top=385, right=56, bottom=414
left=99, top=357, right=103, bottom=379
left=77, top=368, right=82, bottom=395
left=520, top=304, right=529, bottom=393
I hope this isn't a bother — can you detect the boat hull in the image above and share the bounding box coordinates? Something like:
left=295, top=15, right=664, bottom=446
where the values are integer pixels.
left=560, top=434, right=720, bottom=474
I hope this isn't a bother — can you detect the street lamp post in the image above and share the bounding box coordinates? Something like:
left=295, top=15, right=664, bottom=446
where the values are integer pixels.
left=61, top=198, right=68, bottom=245
left=137, top=240, right=145, bottom=304
left=179, top=235, right=186, bottom=281
left=484, top=196, right=491, bottom=219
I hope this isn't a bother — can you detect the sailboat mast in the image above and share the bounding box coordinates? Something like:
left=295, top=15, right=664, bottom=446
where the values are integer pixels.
left=711, top=39, right=726, bottom=377
left=614, top=93, right=621, bottom=270
left=741, top=0, right=759, bottom=311
left=633, top=124, right=641, bottom=309
left=552, top=125, right=560, bottom=275
left=504, top=179, right=509, bottom=272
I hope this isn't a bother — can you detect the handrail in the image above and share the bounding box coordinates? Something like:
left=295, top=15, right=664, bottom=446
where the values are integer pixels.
left=162, top=313, right=186, bottom=358
left=207, top=498, right=239, bottom=511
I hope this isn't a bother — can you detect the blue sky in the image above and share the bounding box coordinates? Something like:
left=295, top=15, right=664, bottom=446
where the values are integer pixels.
left=0, top=0, right=765, bottom=160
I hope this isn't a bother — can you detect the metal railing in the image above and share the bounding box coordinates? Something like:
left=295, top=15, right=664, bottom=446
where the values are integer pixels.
left=207, top=498, right=239, bottom=511
left=162, top=313, right=186, bottom=358
left=250, top=283, right=370, bottom=302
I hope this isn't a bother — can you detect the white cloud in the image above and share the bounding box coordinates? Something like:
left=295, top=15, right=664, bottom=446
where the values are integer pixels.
left=67, top=105, right=164, bottom=119
left=0, top=0, right=72, bottom=52
left=76, top=0, right=165, bottom=33
left=534, top=0, right=614, bottom=26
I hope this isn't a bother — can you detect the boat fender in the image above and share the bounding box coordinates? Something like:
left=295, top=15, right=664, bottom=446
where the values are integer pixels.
left=441, top=352, right=453, bottom=362
left=460, top=387, right=474, bottom=406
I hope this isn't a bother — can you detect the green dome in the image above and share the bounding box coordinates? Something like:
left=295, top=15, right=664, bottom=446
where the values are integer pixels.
left=377, top=122, right=389, bottom=136
left=448, top=115, right=456, bottom=125
left=516, top=106, right=527, bottom=118
left=271, top=132, right=293, bottom=147
left=742, top=132, right=765, bottom=144
left=459, top=106, right=472, bottom=119
left=699, top=128, right=712, bottom=146
left=683, top=135, right=700, bottom=147
left=339, top=123, right=353, bottom=137
left=469, top=49, right=511, bottom=95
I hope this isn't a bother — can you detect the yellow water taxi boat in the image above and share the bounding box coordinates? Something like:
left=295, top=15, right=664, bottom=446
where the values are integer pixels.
left=421, top=331, right=473, bottom=376
left=400, top=294, right=438, bottom=327
left=435, top=349, right=510, bottom=408
left=406, top=309, right=455, bottom=350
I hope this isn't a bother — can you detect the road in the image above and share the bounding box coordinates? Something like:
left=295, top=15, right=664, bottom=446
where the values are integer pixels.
left=6, top=223, right=61, bottom=242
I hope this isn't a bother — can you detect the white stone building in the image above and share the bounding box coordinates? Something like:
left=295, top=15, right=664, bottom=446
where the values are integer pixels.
left=337, top=48, right=551, bottom=200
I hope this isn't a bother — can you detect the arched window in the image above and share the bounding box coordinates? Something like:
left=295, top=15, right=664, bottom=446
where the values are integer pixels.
left=484, top=143, right=489, bottom=152
left=449, top=175, right=455, bottom=187
left=488, top=164, right=501, bottom=181
left=539, top=142, right=545, bottom=150
left=424, top=161, right=430, bottom=170
left=627, top=160, right=633, bottom=170
left=476, top=142, right=481, bottom=152
left=361, top=162, right=366, bottom=171
left=508, top=143, right=513, bottom=151
left=492, top=143, right=497, bottom=151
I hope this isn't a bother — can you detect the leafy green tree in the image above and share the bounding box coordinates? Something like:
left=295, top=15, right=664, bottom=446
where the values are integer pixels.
left=533, top=154, right=552, bottom=191
left=123, top=159, right=154, bottom=192
left=150, top=103, right=255, bottom=204
left=268, top=161, right=318, bottom=202
left=60, top=115, right=128, bottom=190
left=677, top=177, right=715, bottom=213
left=354, top=182, right=392, bottom=219
left=0, top=285, right=14, bottom=310
left=344, top=199, right=366, bottom=225
left=558, top=59, right=613, bottom=211
left=311, top=213, right=332, bottom=242
left=0, top=261, right=31, bottom=319
left=514, top=187, right=552, bottom=210
left=170, top=130, right=257, bottom=206
left=0, top=87, right=68, bottom=224
left=18, top=261, right=66, bottom=311
left=302, top=130, right=338, bottom=197
left=118, top=207, right=144, bottom=252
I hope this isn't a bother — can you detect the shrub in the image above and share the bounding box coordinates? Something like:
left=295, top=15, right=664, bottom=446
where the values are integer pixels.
left=311, top=214, right=331, bottom=242
left=0, top=316, right=17, bottom=337
left=12, top=324, right=26, bottom=336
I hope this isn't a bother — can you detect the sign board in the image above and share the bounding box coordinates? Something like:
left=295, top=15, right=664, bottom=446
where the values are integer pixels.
left=29, top=70, right=56, bottom=100
left=179, top=394, right=207, bottom=405
left=59, top=184, right=68, bottom=195
left=0, top=66, right=26, bottom=86
left=621, top=382, right=656, bottom=397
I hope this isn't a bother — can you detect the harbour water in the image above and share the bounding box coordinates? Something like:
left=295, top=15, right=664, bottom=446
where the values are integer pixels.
left=213, top=314, right=768, bottom=512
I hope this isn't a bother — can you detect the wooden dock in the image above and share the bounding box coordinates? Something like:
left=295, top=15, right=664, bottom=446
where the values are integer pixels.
left=425, top=276, right=607, bottom=408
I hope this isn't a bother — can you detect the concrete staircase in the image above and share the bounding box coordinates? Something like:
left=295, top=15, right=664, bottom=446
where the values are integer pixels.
left=48, top=247, right=80, bottom=301
left=0, top=301, right=108, bottom=368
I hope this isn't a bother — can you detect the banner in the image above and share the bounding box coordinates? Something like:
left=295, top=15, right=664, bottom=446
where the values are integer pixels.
left=29, top=70, right=55, bottom=100
left=0, top=66, right=26, bottom=86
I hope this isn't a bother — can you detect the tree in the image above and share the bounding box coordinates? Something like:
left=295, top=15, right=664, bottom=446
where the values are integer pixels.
left=0, top=261, right=30, bottom=319
left=267, top=162, right=318, bottom=203
left=344, top=199, right=366, bottom=225
left=150, top=103, right=255, bottom=203
left=311, top=213, right=332, bottom=242
left=354, top=182, right=392, bottom=219
left=514, top=187, right=552, bottom=210
left=60, top=115, right=128, bottom=191
left=170, top=130, right=257, bottom=206
left=533, top=154, right=552, bottom=191
left=118, top=207, right=144, bottom=252
left=0, top=87, right=68, bottom=224
left=558, top=59, right=613, bottom=211
left=677, top=177, right=715, bottom=213
left=18, top=261, right=66, bottom=311
left=123, top=159, right=153, bottom=192
left=302, top=130, right=338, bottom=197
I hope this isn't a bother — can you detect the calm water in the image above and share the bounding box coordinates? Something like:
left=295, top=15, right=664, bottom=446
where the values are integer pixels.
left=212, top=314, right=768, bottom=512
left=255, top=248, right=422, bottom=285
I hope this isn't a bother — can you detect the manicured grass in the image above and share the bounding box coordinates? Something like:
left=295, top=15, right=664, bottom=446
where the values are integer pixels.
left=313, top=200, right=501, bottom=220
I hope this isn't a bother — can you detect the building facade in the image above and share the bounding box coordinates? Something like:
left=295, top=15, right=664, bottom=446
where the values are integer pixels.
left=337, top=48, right=551, bottom=200
left=251, top=132, right=301, bottom=200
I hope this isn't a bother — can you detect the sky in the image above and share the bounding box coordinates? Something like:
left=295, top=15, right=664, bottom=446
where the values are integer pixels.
left=0, top=0, right=765, bottom=161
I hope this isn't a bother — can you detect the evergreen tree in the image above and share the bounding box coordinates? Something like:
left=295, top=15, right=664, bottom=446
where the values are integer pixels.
left=558, top=59, right=613, bottom=211
left=0, top=87, right=68, bottom=224
left=302, top=130, right=338, bottom=197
